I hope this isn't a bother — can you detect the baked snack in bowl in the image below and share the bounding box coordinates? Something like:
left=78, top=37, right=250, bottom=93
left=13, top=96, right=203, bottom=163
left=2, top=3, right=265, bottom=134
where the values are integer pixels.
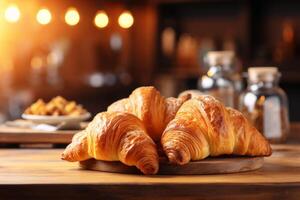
left=62, top=86, right=271, bottom=175
left=24, top=96, right=87, bottom=116
left=22, top=96, right=90, bottom=126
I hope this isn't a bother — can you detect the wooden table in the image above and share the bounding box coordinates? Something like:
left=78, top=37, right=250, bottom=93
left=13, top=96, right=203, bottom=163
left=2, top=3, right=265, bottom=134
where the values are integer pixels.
left=0, top=145, right=299, bottom=200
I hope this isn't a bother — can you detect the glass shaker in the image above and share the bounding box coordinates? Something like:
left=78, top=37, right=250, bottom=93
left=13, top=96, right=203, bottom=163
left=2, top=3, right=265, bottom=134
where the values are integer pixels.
left=198, top=51, right=242, bottom=108
left=239, top=67, right=289, bottom=143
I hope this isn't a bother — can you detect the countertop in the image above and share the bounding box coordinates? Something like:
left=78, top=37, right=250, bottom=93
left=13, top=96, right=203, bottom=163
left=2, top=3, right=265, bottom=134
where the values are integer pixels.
left=0, top=144, right=299, bottom=199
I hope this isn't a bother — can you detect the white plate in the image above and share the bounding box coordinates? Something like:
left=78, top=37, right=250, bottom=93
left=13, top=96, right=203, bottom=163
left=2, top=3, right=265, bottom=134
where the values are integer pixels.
left=21, top=113, right=91, bottom=126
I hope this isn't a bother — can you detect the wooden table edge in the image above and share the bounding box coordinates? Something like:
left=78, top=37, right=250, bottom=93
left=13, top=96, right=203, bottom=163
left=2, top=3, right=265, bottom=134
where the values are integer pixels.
left=1, top=183, right=300, bottom=200
left=1, top=182, right=300, bottom=186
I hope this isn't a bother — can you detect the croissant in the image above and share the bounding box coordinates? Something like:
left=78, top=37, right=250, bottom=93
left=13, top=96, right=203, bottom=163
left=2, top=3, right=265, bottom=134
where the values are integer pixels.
left=178, top=90, right=204, bottom=99
left=62, top=112, right=159, bottom=175
left=107, top=86, right=190, bottom=142
left=161, top=95, right=272, bottom=165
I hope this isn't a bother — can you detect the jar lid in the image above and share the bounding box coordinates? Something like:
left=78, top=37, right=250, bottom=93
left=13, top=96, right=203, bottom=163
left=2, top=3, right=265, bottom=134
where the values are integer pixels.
left=206, top=51, right=235, bottom=66
left=248, top=67, right=279, bottom=82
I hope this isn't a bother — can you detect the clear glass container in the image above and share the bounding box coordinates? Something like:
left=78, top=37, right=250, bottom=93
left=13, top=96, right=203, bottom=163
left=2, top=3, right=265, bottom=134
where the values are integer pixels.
left=198, top=51, right=242, bottom=108
left=239, top=67, right=289, bottom=143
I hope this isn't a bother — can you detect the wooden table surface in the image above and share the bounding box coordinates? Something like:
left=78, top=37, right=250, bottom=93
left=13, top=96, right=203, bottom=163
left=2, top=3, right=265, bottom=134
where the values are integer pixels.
left=0, top=144, right=300, bottom=200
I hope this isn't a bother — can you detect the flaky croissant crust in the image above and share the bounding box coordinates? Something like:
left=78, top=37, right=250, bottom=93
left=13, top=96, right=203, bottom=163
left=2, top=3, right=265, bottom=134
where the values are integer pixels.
left=108, top=86, right=190, bottom=142
left=62, top=112, right=159, bottom=175
left=63, top=87, right=272, bottom=175
left=161, top=95, right=272, bottom=165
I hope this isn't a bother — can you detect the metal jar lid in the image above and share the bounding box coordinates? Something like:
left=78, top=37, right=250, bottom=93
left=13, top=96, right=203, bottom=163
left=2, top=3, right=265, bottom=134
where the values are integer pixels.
left=206, top=51, right=235, bottom=66
left=248, top=67, right=279, bottom=82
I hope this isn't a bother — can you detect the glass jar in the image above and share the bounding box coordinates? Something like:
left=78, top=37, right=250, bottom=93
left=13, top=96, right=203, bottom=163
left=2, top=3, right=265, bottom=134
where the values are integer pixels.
left=198, top=51, right=242, bottom=108
left=239, top=67, right=289, bottom=143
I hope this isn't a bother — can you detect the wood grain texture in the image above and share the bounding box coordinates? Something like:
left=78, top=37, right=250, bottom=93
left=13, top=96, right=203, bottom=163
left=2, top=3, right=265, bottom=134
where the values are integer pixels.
left=80, top=157, right=264, bottom=175
left=0, top=126, right=76, bottom=144
left=0, top=144, right=299, bottom=199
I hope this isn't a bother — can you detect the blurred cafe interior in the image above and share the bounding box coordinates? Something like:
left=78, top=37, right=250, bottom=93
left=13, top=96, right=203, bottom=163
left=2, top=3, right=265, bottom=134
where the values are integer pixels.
left=0, top=0, right=154, bottom=120
left=0, top=0, right=300, bottom=119
left=1, top=0, right=300, bottom=131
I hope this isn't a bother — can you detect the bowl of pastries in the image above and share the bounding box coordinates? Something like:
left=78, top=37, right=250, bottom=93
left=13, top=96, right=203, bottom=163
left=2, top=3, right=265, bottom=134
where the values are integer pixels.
left=22, top=96, right=91, bottom=126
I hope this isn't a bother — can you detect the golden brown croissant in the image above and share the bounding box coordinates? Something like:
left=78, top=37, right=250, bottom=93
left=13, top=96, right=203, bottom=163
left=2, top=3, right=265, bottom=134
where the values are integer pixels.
left=161, top=95, right=272, bottom=165
left=62, top=112, right=159, bottom=175
left=107, top=86, right=190, bottom=142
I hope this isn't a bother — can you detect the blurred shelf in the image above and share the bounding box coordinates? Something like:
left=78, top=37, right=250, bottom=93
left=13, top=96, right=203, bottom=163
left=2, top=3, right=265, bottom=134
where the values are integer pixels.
left=156, top=66, right=201, bottom=79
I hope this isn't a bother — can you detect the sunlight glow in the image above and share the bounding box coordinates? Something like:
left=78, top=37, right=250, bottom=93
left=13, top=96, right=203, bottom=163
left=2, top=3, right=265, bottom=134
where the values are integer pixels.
left=4, top=4, right=20, bottom=23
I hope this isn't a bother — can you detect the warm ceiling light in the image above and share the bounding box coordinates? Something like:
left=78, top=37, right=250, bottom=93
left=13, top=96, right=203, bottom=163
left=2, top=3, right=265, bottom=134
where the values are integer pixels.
left=118, top=11, right=134, bottom=29
left=94, top=11, right=109, bottom=29
left=65, top=7, right=80, bottom=26
left=4, top=4, right=20, bottom=23
left=36, top=8, right=52, bottom=25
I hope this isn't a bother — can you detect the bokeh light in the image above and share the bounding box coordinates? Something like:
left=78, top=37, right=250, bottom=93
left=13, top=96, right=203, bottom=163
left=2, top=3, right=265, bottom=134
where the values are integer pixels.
left=4, top=4, right=21, bottom=23
left=110, top=33, right=122, bottom=51
left=118, top=11, right=134, bottom=29
left=36, top=8, right=52, bottom=25
left=94, top=11, right=109, bottom=29
left=65, top=7, right=80, bottom=26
